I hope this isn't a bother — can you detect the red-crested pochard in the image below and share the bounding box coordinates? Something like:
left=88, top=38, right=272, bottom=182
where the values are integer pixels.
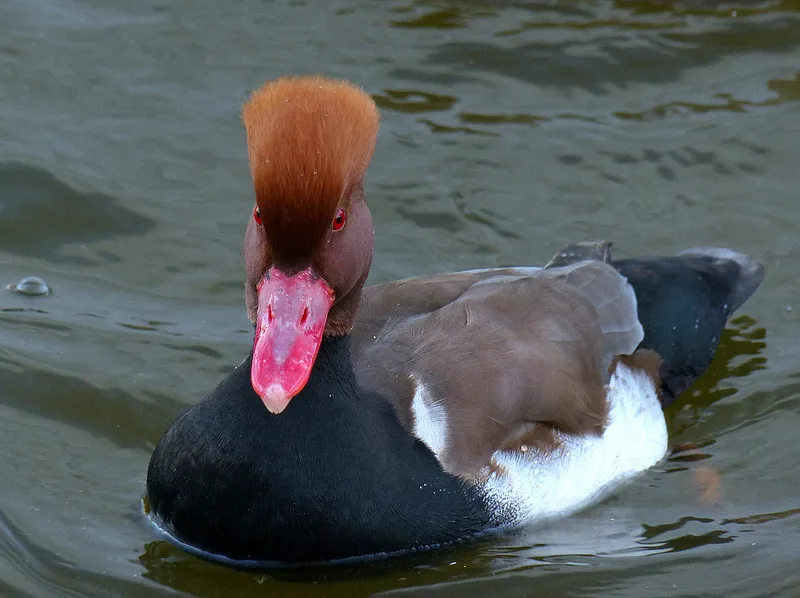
left=146, top=76, right=764, bottom=566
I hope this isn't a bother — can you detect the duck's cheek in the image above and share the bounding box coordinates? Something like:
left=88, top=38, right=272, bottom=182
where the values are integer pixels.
left=251, top=267, right=334, bottom=413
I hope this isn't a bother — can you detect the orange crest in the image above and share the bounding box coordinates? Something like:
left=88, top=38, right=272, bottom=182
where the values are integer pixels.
left=242, top=76, right=380, bottom=264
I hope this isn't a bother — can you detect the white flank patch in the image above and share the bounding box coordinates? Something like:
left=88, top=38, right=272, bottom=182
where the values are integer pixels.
left=481, top=362, right=668, bottom=526
left=410, top=378, right=448, bottom=459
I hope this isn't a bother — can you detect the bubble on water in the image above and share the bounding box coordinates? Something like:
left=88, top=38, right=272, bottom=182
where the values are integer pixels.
left=7, top=276, right=51, bottom=296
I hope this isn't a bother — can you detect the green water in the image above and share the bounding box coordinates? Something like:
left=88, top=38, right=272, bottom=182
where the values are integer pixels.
left=1, top=1, right=798, bottom=596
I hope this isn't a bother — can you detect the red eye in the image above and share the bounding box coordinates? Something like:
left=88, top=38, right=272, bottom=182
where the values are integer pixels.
left=253, top=206, right=263, bottom=226
left=332, top=208, right=347, bottom=231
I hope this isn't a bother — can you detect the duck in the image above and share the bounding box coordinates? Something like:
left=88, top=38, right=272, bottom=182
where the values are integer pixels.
left=146, top=76, right=764, bottom=566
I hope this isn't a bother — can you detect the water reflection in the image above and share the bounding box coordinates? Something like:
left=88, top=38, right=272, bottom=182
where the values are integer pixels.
left=138, top=537, right=500, bottom=597
left=637, top=505, right=800, bottom=557
left=372, top=89, right=457, bottom=113
left=419, top=119, right=494, bottom=135
left=389, top=2, right=497, bottom=29
left=459, top=113, right=548, bottom=125
left=667, top=315, right=767, bottom=425
left=722, top=507, right=800, bottom=525
left=640, top=516, right=731, bottom=550
left=388, top=0, right=800, bottom=33
left=615, top=0, right=800, bottom=18
left=616, top=72, right=800, bottom=121
left=417, top=9, right=799, bottom=90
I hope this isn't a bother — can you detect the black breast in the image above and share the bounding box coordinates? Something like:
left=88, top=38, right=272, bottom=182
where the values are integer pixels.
left=146, top=335, right=491, bottom=564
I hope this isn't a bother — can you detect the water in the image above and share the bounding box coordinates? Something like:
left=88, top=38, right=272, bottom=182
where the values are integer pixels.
left=1, top=0, right=798, bottom=596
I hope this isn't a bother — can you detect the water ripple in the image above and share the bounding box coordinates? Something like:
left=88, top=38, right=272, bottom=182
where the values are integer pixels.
left=0, top=163, right=154, bottom=263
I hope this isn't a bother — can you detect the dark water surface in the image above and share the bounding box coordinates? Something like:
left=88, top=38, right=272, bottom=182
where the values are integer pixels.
left=1, top=1, right=798, bottom=596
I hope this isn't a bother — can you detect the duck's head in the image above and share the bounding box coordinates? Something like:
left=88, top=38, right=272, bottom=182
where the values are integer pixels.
left=241, top=76, right=380, bottom=414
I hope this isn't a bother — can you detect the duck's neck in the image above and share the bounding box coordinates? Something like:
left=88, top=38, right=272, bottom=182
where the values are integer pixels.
left=148, top=334, right=492, bottom=564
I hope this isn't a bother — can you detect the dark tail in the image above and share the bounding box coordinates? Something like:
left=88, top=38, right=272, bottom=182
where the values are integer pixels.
left=612, top=248, right=764, bottom=406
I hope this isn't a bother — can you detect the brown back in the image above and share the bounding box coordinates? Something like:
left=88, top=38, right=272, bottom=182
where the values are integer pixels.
left=350, top=261, right=643, bottom=476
